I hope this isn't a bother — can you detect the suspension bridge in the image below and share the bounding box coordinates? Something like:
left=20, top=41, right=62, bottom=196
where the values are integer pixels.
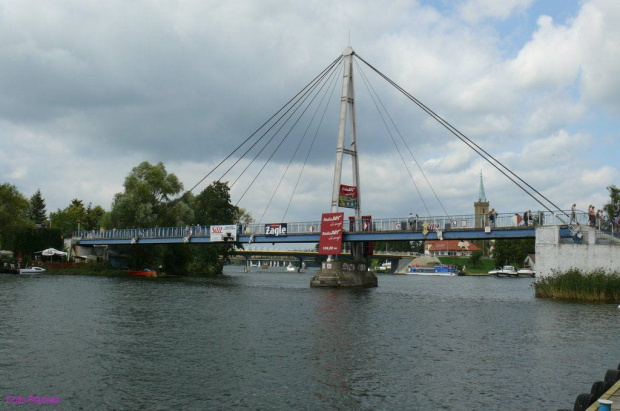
left=73, top=46, right=584, bottom=286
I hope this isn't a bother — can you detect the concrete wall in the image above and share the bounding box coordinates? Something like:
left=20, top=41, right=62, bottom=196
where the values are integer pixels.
left=535, top=226, right=620, bottom=278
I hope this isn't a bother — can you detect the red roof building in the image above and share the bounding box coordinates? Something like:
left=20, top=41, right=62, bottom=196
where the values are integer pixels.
left=425, top=240, right=481, bottom=257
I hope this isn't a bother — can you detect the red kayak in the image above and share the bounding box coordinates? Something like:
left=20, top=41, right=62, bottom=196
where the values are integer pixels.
left=128, top=269, right=157, bottom=277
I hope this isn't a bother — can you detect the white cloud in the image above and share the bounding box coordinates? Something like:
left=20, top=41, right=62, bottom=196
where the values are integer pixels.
left=0, top=0, right=618, bottom=225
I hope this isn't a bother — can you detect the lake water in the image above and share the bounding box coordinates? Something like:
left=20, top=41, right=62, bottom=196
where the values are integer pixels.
left=1, top=267, right=619, bottom=409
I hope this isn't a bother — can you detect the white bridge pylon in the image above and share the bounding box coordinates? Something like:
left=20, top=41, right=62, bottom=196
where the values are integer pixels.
left=331, top=46, right=365, bottom=260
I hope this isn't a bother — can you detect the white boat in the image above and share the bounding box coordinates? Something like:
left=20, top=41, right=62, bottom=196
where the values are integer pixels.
left=406, top=265, right=459, bottom=276
left=286, top=263, right=296, bottom=272
left=378, top=261, right=392, bottom=271
left=19, top=266, right=46, bottom=275
left=517, top=268, right=536, bottom=277
left=493, top=266, right=518, bottom=277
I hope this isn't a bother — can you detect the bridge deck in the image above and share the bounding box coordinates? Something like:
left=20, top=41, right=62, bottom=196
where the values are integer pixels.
left=73, top=210, right=581, bottom=246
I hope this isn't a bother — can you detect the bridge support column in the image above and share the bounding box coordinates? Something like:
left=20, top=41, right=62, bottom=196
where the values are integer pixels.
left=310, top=261, right=377, bottom=287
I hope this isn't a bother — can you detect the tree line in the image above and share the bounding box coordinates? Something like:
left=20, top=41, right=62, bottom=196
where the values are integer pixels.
left=1, top=161, right=253, bottom=275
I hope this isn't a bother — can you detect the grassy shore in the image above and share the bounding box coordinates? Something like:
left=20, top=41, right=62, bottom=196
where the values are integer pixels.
left=437, top=256, right=496, bottom=275
left=534, top=269, right=620, bottom=302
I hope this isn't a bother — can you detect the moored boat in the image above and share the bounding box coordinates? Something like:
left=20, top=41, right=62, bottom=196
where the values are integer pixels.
left=406, top=264, right=459, bottom=276
left=128, top=269, right=157, bottom=277
left=19, top=266, right=46, bottom=275
left=516, top=267, right=536, bottom=277
left=493, top=266, right=518, bottom=277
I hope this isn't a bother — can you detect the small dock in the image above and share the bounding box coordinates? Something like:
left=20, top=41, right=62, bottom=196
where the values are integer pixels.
left=587, top=380, right=620, bottom=410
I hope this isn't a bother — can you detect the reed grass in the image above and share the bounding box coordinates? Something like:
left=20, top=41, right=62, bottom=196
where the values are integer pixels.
left=534, top=268, right=620, bottom=302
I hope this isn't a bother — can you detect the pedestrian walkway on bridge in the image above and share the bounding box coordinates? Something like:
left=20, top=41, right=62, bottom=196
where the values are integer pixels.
left=73, top=210, right=586, bottom=246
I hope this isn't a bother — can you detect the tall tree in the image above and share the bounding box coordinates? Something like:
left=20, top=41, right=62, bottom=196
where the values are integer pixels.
left=84, top=203, right=107, bottom=231
left=27, top=189, right=47, bottom=224
left=604, top=185, right=620, bottom=220
left=492, top=239, right=535, bottom=268
left=189, top=181, right=239, bottom=274
left=193, top=181, right=237, bottom=225
left=108, top=161, right=189, bottom=228
left=49, top=199, right=87, bottom=236
left=0, top=183, right=31, bottom=228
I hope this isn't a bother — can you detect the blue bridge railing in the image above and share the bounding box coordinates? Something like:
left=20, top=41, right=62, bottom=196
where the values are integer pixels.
left=73, top=210, right=585, bottom=241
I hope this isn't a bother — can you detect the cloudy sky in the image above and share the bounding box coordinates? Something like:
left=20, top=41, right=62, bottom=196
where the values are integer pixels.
left=2, top=0, right=619, bottom=226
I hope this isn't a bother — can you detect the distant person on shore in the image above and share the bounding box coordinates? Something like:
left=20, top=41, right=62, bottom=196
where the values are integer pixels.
left=570, top=203, right=578, bottom=225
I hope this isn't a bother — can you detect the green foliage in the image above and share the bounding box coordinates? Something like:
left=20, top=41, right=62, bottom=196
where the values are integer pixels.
left=534, top=269, right=620, bottom=302
left=604, top=185, right=620, bottom=220
left=0, top=228, right=63, bottom=260
left=50, top=198, right=88, bottom=236
left=469, top=250, right=483, bottom=268
left=84, top=203, right=107, bottom=231
left=108, top=161, right=190, bottom=228
left=373, top=240, right=420, bottom=253
left=492, top=238, right=535, bottom=267
left=193, top=181, right=236, bottom=225
left=189, top=181, right=240, bottom=274
left=27, top=189, right=47, bottom=224
left=0, top=183, right=32, bottom=228
left=437, top=256, right=495, bottom=274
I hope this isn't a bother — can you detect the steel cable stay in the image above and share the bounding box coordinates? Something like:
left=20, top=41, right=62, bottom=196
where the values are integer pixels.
left=281, top=61, right=343, bottom=223
left=355, top=53, right=568, bottom=221
left=354, top=58, right=450, bottom=218
left=251, top=60, right=344, bottom=225
left=220, top=56, right=343, bottom=186
left=184, top=54, right=343, bottom=195
left=232, top=59, right=343, bottom=211
left=354, top=58, right=449, bottom=217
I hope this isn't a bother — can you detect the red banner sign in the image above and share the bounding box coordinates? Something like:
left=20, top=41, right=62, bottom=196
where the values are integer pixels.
left=338, top=184, right=358, bottom=208
left=318, top=212, right=344, bottom=255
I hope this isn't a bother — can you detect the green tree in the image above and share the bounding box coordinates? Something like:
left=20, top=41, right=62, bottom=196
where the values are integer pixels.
left=84, top=203, right=107, bottom=231
left=604, top=185, right=620, bottom=220
left=189, top=181, right=239, bottom=274
left=108, top=161, right=190, bottom=228
left=27, top=189, right=47, bottom=225
left=469, top=250, right=483, bottom=268
left=0, top=183, right=31, bottom=228
left=492, top=239, right=534, bottom=268
left=50, top=199, right=87, bottom=236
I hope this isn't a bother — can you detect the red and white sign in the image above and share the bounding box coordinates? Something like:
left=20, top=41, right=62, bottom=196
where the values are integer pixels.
left=210, top=225, right=238, bottom=242
left=318, top=212, right=344, bottom=255
left=338, top=184, right=358, bottom=208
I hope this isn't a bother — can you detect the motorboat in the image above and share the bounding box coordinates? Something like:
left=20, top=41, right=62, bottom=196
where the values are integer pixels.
left=517, top=267, right=536, bottom=277
left=493, top=266, right=518, bottom=277
left=19, top=266, right=46, bottom=275
left=378, top=261, right=392, bottom=271
left=286, top=263, right=296, bottom=272
left=406, top=264, right=459, bottom=276
left=128, top=269, right=157, bottom=277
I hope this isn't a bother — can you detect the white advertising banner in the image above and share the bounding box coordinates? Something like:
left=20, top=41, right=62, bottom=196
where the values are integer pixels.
left=210, top=225, right=238, bottom=242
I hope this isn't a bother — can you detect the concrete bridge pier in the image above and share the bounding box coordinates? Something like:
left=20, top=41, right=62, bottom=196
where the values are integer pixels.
left=310, top=259, right=377, bottom=287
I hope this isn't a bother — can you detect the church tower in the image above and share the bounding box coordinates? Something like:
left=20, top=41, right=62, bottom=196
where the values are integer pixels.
left=474, top=173, right=489, bottom=227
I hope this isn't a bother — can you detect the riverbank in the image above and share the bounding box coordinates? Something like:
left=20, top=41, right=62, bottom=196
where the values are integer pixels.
left=534, top=268, right=620, bottom=302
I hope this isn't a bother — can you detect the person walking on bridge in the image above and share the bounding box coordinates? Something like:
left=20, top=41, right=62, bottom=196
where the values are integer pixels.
left=488, top=208, right=497, bottom=227
left=570, top=204, right=578, bottom=225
